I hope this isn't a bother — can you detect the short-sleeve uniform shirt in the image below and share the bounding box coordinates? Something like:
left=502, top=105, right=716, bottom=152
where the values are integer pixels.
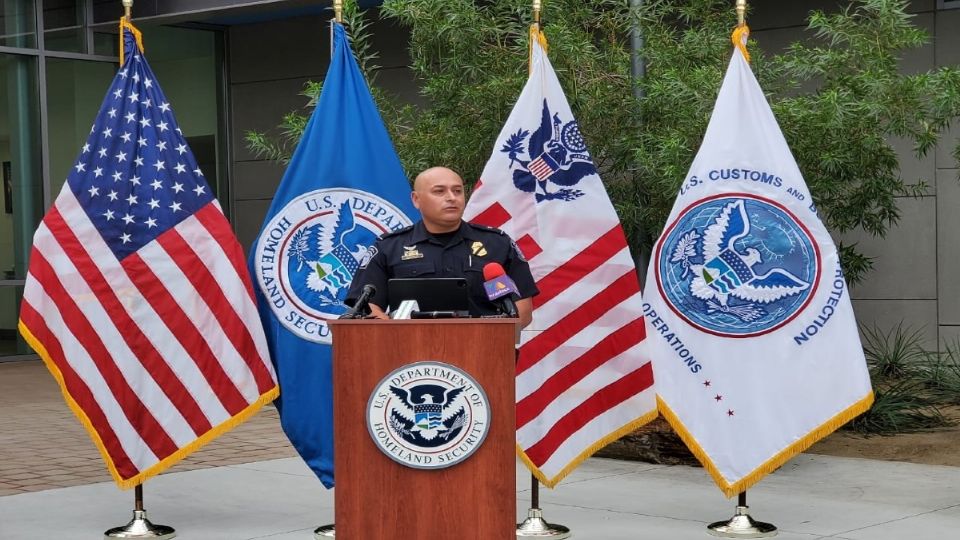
left=346, top=220, right=538, bottom=315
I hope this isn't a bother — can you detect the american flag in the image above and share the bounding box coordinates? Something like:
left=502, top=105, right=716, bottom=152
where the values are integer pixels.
left=18, top=22, right=278, bottom=488
left=465, top=29, right=656, bottom=487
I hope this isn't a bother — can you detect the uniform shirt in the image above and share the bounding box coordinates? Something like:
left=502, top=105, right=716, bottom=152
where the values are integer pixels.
left=346, top=220, right=538, bottom=316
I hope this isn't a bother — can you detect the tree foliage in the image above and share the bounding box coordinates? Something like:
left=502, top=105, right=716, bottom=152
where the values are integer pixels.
left=246, top=0, right=960, bottom=284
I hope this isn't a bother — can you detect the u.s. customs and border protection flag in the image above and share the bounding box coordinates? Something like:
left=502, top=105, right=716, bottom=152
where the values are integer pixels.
left=644, top=28, right=874, bottom=497
left=464, top=28, right=656, bottom=487
left=18, top=21, right=278, bottom=489
left=249, top=22, right=418, bottom=487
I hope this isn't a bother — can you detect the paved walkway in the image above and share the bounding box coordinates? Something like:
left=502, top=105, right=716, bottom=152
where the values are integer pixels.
left=0, top=360, right=296, bottom=496
left=2, top=359, right=958, bottom=539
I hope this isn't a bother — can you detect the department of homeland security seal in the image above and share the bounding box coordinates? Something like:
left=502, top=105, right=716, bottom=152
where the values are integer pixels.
left=366, top=361, right=491, bottom=469
left=655, top=193, right=821, bottom=337
left=253, top=188, right=412, bottom=343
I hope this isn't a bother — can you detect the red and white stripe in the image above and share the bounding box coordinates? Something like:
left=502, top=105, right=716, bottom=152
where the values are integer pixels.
left=20, top=186, right=276, bottom=486
left=465, top=34, right=655, bottom=487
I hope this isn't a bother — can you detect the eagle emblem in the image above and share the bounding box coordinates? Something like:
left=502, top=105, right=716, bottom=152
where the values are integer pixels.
left=387, top=384, right=468, bottom=447
left=286, top=201, right=377, bottom=309
left=658, top=195, right=820, bottom=336
left=501, top=99, right=596, bottom=202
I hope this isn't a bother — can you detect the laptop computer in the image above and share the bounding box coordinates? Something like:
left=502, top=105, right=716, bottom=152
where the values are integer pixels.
left=387, top=277, right=470, bottom=313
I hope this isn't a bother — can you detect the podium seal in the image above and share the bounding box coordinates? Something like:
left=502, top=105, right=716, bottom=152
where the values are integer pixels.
left=366, top=361, right=491, bottom=469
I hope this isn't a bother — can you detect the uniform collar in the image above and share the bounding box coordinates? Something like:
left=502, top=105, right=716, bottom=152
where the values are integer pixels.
left=410, top=220, right=478, bottom=244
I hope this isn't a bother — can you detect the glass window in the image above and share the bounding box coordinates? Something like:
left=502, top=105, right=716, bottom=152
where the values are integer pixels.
left=0, top=0, right=37, bottom=49
left=42, top=0, right=85, bottom=53
left=92, top=26, right=117, bottom=57
left=0, top=53, right=41, bottom=355
left=45, top=56, right=115, bottom=191
left=139, top=25, right=224, bottom=203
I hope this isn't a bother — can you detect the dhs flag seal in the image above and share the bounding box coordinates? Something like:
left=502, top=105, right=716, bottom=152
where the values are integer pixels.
left=656, top=193, right=820, bottom=338
left=366, top=361, right=491, bottom=469
left=254, top=187, right=412, bottom=344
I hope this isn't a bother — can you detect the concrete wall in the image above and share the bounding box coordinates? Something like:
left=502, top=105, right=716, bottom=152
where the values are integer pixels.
left=751, top=0, right=959, bottom=351
left=226, top=10, right=418, bottom=252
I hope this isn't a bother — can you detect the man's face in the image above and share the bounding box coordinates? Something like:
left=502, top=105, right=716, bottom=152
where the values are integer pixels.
left=411, top=168, right=465, bottom=233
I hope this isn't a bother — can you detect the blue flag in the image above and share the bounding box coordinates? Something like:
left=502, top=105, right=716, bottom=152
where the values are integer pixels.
left=248, top=22, right=418, bottom=487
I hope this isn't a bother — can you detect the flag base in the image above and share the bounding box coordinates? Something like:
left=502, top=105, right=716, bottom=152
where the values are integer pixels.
left=516, top=508, right=571, bottom=538
left=314, top=524, right=335, bottom=538
left=103, top=510, right=176, bottom=539
left=707, top=505, right=777, bottom=538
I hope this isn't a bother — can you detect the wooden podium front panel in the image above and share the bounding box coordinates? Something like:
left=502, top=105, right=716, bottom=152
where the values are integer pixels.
left=331, top=319, right=517, bottom=540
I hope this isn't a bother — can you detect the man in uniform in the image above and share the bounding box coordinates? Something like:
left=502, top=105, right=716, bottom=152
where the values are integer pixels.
left=346, top=166, right=538, bottom=328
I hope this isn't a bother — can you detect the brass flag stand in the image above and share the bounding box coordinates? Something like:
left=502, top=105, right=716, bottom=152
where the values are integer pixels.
left=516, top=475, right=571, bottom=539
left=313, top=2, right=342, bottom=538
left=516, top=7, right=570, bottom=537
left=104, top=484, right=176, bottom=540
left=707, top=491, right=777, bottom=538
left=706, top=6, right=776, bottom=536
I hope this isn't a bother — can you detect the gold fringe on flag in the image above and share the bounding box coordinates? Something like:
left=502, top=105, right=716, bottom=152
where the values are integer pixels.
left=118, top=18, right=144, bottom=66
left=731, top=24, right=750, bottom=64
left=656, top=392, right=874, bottom=498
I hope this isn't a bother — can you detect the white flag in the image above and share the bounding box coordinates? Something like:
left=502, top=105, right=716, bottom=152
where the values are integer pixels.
left=644, top=40, right=874, bottom=496
left=465, top=29, right=656, bottom=487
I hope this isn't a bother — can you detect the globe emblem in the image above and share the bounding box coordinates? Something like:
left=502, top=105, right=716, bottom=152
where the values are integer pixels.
left=254, top=188, right=413, bottom=343
left=655, top=194, right=821, bottom=337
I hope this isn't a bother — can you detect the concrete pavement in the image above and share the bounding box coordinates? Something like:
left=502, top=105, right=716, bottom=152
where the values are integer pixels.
left=2, top=360, right=958, bottom=539
left=1, top=453, right=958, bottom=539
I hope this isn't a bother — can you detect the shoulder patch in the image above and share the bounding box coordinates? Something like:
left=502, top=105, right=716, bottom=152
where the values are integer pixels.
left=380, top=224, right=414, bottom=239
left=510, top=239, right=528, bottom=262
left=468, top=222, right=506, bottom=235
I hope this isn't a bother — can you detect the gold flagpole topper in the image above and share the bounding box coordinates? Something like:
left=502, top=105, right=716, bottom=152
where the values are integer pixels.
left=122, top=0, right=133, bottom=21
left=529, top=0, right=544, bottom=75
left=732, top=0, right=750, bottom=62
left=334, top=0, right=343, bottom=23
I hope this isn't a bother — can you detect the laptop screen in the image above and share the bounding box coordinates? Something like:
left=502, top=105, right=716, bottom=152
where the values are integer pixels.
left=386, top=277, right=470, bottom=313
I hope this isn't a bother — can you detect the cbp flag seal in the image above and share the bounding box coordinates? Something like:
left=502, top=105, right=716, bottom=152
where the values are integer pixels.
left=366, top=361, right=491, bottom=469
left=253, top=187, right=412, bottom=344
left=655, top=193, right=821, bottom=337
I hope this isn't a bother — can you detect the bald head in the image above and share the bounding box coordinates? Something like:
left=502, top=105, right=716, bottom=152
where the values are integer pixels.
left=414, top=167, right=464, bottom=191
left=411, top=166, right=466, bottom=233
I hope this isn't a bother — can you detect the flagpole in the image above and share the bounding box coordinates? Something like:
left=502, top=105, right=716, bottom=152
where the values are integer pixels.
left=517, top=2, right=571, bottom=533
left=105, top=8, right=177, bottom=536
left=315, top=6, right=340, bottom=537
left=704, top=5, right=776, bottom=533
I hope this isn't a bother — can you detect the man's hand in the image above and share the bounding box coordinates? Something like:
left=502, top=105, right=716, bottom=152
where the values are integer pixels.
left=368, top=303, right=390, bottom=320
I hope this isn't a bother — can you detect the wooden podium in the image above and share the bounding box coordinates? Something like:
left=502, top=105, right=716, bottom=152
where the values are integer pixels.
left=330, top=318, right=517, bottom=540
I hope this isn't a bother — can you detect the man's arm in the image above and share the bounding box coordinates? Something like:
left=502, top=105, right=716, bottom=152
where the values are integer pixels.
left=516, top=297, right=533, bottom=329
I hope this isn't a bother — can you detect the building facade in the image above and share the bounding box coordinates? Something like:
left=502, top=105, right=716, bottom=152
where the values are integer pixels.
left=0, top=0, right=956, bottom=359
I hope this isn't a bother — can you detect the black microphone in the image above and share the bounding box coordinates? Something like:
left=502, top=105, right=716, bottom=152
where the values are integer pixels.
left=482, top=263, right=519, bottom=318
left=340, top=284, right=376, bottom=319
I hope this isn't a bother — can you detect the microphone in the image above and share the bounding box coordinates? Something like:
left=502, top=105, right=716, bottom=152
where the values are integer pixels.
left=340, top=284, right=376, bottom=319
left=482, top=263, right=519, bottom=318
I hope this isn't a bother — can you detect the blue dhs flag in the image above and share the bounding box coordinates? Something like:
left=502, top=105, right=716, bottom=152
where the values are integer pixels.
left=249, top=22, right=418, bottom=487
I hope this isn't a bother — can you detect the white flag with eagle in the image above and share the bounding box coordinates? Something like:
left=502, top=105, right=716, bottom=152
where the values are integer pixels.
left=643, top=30, right=874, bottom=496
left=465, top=28, right=656, bottom=487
